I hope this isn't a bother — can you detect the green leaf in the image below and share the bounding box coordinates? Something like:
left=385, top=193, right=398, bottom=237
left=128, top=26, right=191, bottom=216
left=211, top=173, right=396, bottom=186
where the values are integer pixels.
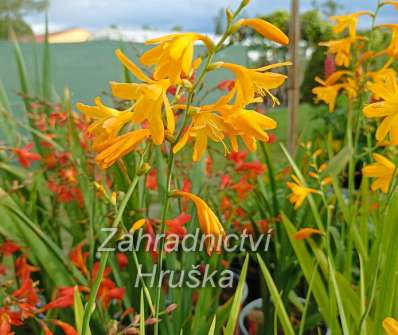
left=42, top=13, right=52, bottom=103
left=208, top=316, right=216, bottom=335
left=0, top=189, right=87, bottom=286
left=280, top=214, right=332, bottom=327
left=140, top=289, right=145, bottom=335
left=322, top=145, right=352, bottom=178
left=257, top=254, right=295, bottom=335
left=224, top=253, right=249, bottom=335
left=74, top=286, right=92, bottom=335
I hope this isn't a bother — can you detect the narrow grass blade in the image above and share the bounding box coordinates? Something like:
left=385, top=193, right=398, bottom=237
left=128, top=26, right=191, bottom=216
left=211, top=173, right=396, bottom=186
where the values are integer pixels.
left=257, top=254, right=295, bottom=335
left=140, top=289, right=145, bottom=335
left=74, top=286, right=92, bottom=335
left=208, top=316, right=216, bottom=335
left=224, top=253, right=249, bottom=335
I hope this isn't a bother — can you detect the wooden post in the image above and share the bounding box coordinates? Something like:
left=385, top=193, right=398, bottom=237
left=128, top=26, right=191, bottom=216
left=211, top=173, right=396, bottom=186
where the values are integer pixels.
left=288, top=0, right=300, bottom=154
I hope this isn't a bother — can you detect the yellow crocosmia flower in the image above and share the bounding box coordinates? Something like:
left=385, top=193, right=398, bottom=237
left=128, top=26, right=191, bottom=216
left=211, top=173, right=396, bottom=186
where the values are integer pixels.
left=293, top=228, right=323, bottom=240
left=173, top=111, right=226, bottom=161
left=172, top=190, right=225, bottom=254
left=362, top=153, right=397, bottom=193
left=77, top=97, right=133, bottom=136
left=139, top=33, right=213, bottom=84
left=380, top=24, right=398, bottom=59
left=312, top=71, right=354, bottom=111
left=219, top=62, right=291, bottom=107
left=383, top=317, right=398, bottom=335
left=238, top=18, right=289, bottom=45
left=222, top=108, right=277, bottom=152
left=312, top=83, right=343, bottom=112
left=76, top=97, right=134, bottom=151
left=95, top=129, right=151, bottom=169
left=287, top=175, right=317, bottom=209
left=367, top=59, right=397, bottom=86
left=320, top=37, right=360, bottom=67
left=112, top=49, right=175, bottom=145
left=363, top=76, right=398, bottom=144
left=383, top=1, right=398, bottom=10
left=329, top=11, right=372, bottom=39
left=344, top=77, right=359, bottom=101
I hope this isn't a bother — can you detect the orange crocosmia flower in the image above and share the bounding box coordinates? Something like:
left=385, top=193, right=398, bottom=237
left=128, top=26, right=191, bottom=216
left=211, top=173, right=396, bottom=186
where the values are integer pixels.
left=287, top=175, right=317, bottom=209
left=363, top=76, right=398, bottom=144
left=238, top=18, right=289, bottom=45
left=231, top=177, right=254, bottom=200
left=13, top=143, right=40, bottom=168
left=329, top=11, right=373, bottom=39
left=172, top=191, right=225, bottom=254
left=15, top=255, right=39, bottom=281
left=145, top=169, right=158, bottom=190
left=0, top=313, right=12, bottom=335
left=182, top=178, right=192, bottom=192
left=0, top=240, right=21, bottom=255
left=293, top=228, right=323, bottom=240
left=51, top=320, right=78, bottom=335
left=217, top=79, right=235, bottom=91
left=69, top=241, right=89, bottom=276
left=116, top=253, right=128, bottom=269
left=39, top=286, right=77, bottom=312
left=362, top=153, right=396, bottom=193
left=383, top=317, right=398, bottom=335
left=166, top=213, right=191, bottom=238
left=60, top=167, right=78, bottom=184
left=139, top=33, right=213, bottom=84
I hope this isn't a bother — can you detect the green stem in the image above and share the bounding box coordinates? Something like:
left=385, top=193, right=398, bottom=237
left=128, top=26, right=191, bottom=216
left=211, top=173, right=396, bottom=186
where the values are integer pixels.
left=81, top=175, right=139, bottom=335
left=153, top=152, right=175, bottom=335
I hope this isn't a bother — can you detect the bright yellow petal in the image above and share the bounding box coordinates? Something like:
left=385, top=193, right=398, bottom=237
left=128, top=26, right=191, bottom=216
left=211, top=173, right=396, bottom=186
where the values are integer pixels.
left=115, top=49, right=153, bottom=83
left=130, top=219, right=146, bottom=233
left=239, top=18, right=289, bottom=45
left=110, top=82, right=140, bottom=100
left=192, top=132, right=208, bottom=161
left=383, top=317, right=398, bottom=335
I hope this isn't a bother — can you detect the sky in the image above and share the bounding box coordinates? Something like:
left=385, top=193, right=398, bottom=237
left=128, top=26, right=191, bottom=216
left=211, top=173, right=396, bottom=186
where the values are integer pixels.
left=25, top=0, right=397, bottom=34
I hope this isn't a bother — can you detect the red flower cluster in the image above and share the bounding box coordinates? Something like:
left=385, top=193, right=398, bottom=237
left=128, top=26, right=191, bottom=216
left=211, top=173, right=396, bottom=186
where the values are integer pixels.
left=13, top=144, right=40, bottom=168
left=0, top=240, right=78, bottom=335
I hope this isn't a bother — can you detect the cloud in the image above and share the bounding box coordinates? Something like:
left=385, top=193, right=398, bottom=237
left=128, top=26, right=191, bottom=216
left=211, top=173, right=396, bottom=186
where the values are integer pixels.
left=25, top=0, right=396, bottom=33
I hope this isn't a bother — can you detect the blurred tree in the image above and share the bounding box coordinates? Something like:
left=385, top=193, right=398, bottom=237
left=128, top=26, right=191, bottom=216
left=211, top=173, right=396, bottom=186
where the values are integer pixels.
left=0, top=16, right=32, bottom=38
left=301, top=10, right=332, bottom=46
left=310, top=0, right=343, bottom=17
left=321, top=0, right=343, bottom=17
left=0, top=0, right=48, bottom=18
left=214, top=8, right=225, bottom=35
left=0, top=0, right=48, bottom=39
